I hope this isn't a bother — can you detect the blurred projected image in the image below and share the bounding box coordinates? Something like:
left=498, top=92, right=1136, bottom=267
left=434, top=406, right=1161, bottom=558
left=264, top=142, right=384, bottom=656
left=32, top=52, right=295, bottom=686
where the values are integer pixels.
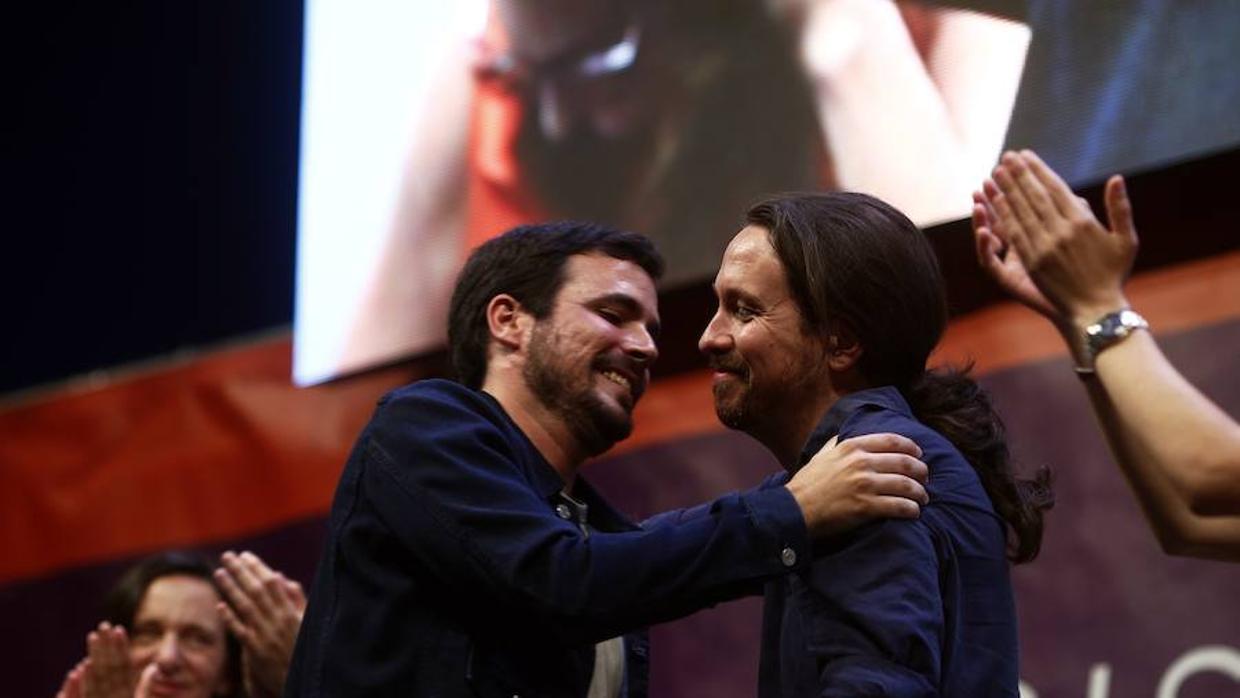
left=295, top=0, right=1030, bottom=385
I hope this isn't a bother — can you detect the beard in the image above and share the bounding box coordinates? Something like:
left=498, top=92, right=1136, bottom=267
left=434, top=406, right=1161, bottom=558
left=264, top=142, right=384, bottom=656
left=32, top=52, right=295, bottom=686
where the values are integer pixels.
left=712, top=380, right=749, bottom=431
left=709, top=354, right=756, bottom=432
left=523, top=323, right=635, bottom=457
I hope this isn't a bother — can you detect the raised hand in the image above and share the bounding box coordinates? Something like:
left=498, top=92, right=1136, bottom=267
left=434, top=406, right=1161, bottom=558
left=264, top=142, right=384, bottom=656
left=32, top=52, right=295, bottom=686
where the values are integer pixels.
left=983, top=150, right=1137, bottom=328
left=55, top=659, right=88, bottom=698
left=972, top=183, right=1054, bottom=318
left=81, top=623, right=135, bottom=698
left=214, top=551, right=307, bottom=698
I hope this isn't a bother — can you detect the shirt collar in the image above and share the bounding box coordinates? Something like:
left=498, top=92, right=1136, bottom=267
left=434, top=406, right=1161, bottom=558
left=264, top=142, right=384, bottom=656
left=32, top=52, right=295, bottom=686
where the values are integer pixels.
left=796, top=386, right=912, bottom=467
left=569, top=476, right=638, bottom=532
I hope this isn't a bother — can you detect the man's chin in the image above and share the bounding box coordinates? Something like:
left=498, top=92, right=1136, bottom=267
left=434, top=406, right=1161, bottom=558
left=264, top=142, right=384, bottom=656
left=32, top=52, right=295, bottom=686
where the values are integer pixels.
left=711, top=385, right=749, bottom=430
left=714, top=404, right=747, bottom=431
left=597, top=403, right=634, bottom=442
left=569, top=400, right=634, bottom=456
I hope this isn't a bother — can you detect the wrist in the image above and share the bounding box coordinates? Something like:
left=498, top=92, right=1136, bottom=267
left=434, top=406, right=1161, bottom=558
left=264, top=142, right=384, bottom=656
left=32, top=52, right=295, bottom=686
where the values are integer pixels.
left=1054, top=320, right=1092, bottom=370
left=1071, top=306, right=1148, bottom=375
left=1065, top=293, right=1130, bottom=333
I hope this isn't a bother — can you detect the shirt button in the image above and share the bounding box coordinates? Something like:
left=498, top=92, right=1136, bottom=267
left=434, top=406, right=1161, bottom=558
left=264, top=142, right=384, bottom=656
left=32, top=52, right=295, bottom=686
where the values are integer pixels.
left=780, top=546, right=798, bottom=568
left=555, top=503, right=573, bottom=520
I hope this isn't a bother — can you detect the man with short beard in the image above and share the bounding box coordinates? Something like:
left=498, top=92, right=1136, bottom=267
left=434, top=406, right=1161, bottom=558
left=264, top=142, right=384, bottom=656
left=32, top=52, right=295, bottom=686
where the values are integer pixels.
left=700, top=193, right=1054, bottom=696
left=287, top=221, right=931, bottom=697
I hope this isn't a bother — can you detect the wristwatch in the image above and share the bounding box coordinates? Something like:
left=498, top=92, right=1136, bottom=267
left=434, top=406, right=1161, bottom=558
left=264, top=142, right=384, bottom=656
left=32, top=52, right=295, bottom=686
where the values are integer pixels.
left=1084, top=308, right=1149, bottom=362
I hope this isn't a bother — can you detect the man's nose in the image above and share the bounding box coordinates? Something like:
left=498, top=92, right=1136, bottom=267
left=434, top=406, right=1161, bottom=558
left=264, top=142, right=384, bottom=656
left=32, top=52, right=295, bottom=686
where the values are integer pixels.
left=698, top=311, right=731, bottom=355
left=623, top=325, right=658, bottom=365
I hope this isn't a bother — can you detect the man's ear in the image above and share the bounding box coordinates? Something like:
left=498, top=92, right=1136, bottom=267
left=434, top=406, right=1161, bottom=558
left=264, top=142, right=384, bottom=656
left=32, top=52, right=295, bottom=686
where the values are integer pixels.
left=825, top=324, right=863, bottom=372
left=486, top=294, right=530, bottom=354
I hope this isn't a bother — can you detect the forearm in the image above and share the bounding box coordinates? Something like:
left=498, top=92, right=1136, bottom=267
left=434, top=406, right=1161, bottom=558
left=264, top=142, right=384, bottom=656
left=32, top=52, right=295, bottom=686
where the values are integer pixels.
left=1077, top=331, right=1240, bottom=560
left=563, top=489, right=802, bottom=633
left=373, top=454, right=806, bottom=643
left=1095, top=331, right=1240, bottom=513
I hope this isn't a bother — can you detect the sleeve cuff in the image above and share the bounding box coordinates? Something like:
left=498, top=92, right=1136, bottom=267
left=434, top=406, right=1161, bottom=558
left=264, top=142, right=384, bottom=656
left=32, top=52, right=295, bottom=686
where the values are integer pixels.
left=742, top=484, right=810, bottom=572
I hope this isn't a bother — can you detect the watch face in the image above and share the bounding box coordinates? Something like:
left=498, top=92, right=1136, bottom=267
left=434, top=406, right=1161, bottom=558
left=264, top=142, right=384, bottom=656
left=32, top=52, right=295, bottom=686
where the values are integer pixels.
left=1086, top=309, right=1148, bottom=357
left=1119, top=310, right=1144, bottom=328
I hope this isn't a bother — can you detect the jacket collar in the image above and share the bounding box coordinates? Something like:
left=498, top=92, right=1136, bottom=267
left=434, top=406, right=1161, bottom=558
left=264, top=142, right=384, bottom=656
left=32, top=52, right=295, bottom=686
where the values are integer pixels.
left=796, top=386, right=911, bottom=467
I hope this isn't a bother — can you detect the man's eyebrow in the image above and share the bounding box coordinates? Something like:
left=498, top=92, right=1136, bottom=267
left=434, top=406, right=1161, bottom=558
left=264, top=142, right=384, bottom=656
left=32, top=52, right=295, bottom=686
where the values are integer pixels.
left=590, top=292, right=661, bottom=339
left=719, top=286, right=761, bottom=308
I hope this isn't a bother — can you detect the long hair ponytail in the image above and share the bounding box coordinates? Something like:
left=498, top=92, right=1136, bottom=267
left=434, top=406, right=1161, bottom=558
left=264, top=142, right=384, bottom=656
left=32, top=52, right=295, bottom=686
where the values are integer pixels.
left=904, top=368, right=1054, bottom=563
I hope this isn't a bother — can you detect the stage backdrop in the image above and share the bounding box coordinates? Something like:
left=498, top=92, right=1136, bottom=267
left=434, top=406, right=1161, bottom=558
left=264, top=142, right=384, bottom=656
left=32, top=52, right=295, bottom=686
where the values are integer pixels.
left=3, top=253, right=1237, bottom=697
left=293, top=0, right=1240, bottom=387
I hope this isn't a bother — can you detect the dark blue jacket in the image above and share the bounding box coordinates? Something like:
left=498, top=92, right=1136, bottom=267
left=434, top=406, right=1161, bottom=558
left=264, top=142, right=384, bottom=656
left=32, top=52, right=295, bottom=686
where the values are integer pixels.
left=759, top=387, right=1020, bottom=697
left=286, top=379, right=808, bottom=697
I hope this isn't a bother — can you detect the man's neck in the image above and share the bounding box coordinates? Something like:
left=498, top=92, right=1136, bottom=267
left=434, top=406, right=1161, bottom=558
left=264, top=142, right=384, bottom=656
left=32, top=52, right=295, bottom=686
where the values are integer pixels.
left=482, top=381, right=585, bottom=486
left=758, top=389, right=844, bottom=470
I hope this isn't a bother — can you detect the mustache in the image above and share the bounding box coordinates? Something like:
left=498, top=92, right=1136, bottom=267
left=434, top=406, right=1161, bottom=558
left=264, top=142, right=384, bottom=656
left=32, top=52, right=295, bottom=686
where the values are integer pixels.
left=707, top=354, right=748, bottom=376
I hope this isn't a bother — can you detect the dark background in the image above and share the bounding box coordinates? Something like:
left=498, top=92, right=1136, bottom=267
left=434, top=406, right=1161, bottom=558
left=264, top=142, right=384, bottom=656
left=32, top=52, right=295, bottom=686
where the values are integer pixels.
left=4, top=1, right=302, bottom=395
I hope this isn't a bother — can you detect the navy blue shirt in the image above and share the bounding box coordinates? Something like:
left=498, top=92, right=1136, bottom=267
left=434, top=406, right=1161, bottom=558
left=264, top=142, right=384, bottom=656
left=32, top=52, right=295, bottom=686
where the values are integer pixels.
left=287, top=379, right=809, bottom=697
left=758, top=387, right=1019, bottom=697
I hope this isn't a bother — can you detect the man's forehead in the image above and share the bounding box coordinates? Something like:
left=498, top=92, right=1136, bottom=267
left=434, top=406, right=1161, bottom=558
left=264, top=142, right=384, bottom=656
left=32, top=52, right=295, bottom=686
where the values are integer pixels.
left=722, top=225, right=774, bottom=260
left=559, top=252, right=658, bottom=305
left=563, top=250, right=652, bottom=284
left=715, top=226, right=788, bottom=294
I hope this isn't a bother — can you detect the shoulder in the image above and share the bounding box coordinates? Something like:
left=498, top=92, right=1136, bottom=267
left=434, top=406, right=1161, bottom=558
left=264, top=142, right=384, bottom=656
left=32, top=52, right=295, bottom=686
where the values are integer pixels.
left=374, top=379, right=502, bottom=429
left=837, top=400, right=986, bottom=506
left=836, top=401, right=950, bottom=463
left=379, top=378, right=486, bottom=411
left=365, top=379, right=523, bottom=463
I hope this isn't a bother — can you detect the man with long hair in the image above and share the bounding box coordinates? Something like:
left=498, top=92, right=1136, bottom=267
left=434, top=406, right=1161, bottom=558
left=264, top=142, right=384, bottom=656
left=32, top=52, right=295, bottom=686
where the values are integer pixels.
left=700, top=192, right=1054, bottom=695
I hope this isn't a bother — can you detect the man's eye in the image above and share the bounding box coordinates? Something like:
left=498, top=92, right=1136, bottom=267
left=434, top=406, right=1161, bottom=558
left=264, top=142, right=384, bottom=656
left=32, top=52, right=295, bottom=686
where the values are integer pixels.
left=735, top=305, right=757, bottom=321
left=597, top=308, right=622, bottom=324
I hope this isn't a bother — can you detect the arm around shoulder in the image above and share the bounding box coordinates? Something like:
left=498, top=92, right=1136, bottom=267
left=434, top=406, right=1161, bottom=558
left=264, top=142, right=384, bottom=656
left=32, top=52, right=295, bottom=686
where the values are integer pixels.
left=361, top=382, right=813, bottom=641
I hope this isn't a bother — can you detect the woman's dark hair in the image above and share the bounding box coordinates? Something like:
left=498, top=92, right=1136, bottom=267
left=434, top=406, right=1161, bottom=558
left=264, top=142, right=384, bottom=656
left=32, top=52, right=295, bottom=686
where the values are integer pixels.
left=102, top=551, right=244, bottom=696
left=447, top=221, right=664, bottom=389
left=747, top=192, right=1053, bottom=563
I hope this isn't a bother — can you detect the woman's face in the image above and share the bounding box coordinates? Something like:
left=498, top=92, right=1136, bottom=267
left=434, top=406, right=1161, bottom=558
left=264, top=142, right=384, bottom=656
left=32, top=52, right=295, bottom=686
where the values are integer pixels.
left=127, top=575, right=231, bottom=698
